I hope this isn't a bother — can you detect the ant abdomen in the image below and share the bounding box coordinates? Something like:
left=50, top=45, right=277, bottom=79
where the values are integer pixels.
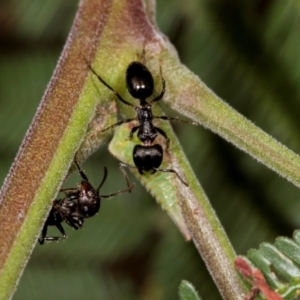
left=133, top=144, right=163, bottom=174
left=126, top=62, right=154, bottom=99
left=87, top=58, right=189, bottom=186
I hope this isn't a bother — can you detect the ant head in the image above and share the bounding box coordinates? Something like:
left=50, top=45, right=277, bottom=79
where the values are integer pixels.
left=133, top=144, right=163, bottom=174
left=126, top=61, right=154, bottom=101
left=77, top=180, right=100, bottom=218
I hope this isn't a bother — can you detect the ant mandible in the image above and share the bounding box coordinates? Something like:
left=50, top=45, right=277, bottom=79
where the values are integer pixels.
left=38, top=158, right=134, bottom=244
left=87, top=60, right=192, bottom=186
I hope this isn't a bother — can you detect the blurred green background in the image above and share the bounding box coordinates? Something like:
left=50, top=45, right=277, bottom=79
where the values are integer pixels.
left=1, top=0, right=300, bottom=299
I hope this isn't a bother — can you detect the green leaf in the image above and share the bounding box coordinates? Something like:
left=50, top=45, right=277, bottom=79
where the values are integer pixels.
left=179, top=280, right=202, bottom=300
left=236, top=230, right=300, bottom=300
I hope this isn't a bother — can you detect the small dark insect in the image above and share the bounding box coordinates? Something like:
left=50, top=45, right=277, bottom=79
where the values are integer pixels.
left=39, top=158, right=134, bottom=244
left=88, top=61, right=193, bottom=186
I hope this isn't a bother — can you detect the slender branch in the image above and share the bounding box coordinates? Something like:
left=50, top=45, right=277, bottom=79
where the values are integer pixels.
left=4, top=0, right=295, bottom=299
left=161, top=55, right=300, bottom=189
left=0, top=0, right=117, bottom=299
left=109, top=116, right=248, bottom=299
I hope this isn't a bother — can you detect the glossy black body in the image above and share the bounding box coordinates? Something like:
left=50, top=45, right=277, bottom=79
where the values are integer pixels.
left=39, top=197, right=84, bottom=245
left=133, top=144, right=163, bottom=174
left=39, top=159, right=134, bottom=245
left=87, top=60, right=188, bottom=186
left=126, top=62, right=154, bottom=99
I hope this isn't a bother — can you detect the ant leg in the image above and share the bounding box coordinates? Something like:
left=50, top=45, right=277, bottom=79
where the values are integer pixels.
left=38, top=222, right=49, bottom=245
left=65, top=215, right=83, bottom=230
left=154, top=167, right=188, bottom=187
left=151, top=66, right=165, bottom=103
left=40, top=223, right=67, bottom=244
left=101, top=117, right=137, bottom=133
left=129, top=126, right=139, bottom=140
left=100, top=185, right=135, bottom=198
left=86, top=62, right=137, bottom=109
left=119, top=163, right=135, bottom=191
left=74, top=156, right=89, bottom=181
left=154, top=115, right=198, bottom=126
left=120, top=161, right=145, bottom=175
left=100, top=164, right=135, bottom=198
left=120, top=162, right=138, bottom=173
left=154, top=127, right=170, bottom=148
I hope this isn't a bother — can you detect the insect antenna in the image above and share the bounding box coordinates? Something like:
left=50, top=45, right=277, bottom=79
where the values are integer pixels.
left=96, top=166, right=108, bottom=193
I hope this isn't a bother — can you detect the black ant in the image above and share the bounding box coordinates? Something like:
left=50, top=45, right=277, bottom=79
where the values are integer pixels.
left=87, top=61, right=193, bottom=186
left=38, top=158, right=134, bottom=244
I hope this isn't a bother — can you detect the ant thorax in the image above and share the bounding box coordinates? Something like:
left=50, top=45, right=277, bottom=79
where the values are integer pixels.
left=87, top=59, right=189, bottom=186
left=38, top=157, right=134, bottom=245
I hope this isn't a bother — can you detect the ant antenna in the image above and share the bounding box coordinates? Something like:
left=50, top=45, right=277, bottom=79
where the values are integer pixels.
left=96, top=166, right=108, bottom=193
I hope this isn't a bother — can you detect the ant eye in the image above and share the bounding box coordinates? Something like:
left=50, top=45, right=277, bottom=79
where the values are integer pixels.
left=126, top=62, right=154, bottom=99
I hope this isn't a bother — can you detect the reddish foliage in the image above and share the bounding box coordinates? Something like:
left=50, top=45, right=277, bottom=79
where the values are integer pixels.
left=235, top=257, right=283, bottom=300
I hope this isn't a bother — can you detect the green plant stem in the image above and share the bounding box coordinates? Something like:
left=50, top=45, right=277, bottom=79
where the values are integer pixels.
left=0, top=1, right=114, bottom=299
left=161, top=57, right=300, bottom=189
left=109, top=113, right=248, bottom=299
left=2, top=0, right=296, bottom=299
